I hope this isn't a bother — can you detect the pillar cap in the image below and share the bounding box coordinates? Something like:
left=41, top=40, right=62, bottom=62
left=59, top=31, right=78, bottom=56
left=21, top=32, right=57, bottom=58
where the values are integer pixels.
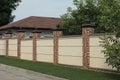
left=81, top=24, right=95, bottom=28
left=6, top=31, right=12, bottom=34
left=32, top=30, right=41, bottom=33
left=81, top=20, right=96, bottom=28
left=53, top=24, right=64, bottom=31
left=17, top=30, right=25, bottom=32
left=53, top=29, right=64, bottom=31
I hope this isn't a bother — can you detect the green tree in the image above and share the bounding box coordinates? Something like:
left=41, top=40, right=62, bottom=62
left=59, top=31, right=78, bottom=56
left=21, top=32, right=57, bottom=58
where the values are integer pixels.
left=98, top=0, right=120, bottom=71
left=60, top=0, right=100, bottom=35
left=100, top=35, right=120, bottom=71
left=60, top=7, right=82, bottom=35
left=98, top=0, right=120, bottom=34
left=0, top=0, right=21, bottom=26
left=60, top=0, right=120, bottom=34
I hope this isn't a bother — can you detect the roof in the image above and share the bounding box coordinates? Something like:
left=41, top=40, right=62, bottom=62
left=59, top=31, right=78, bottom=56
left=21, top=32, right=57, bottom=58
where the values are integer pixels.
left=0, top=16, right=62, bottom=30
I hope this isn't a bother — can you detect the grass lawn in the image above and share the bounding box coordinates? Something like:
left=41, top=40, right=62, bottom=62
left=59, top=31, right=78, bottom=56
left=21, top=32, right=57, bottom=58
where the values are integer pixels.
left=0, top=56, right=119, bottom=80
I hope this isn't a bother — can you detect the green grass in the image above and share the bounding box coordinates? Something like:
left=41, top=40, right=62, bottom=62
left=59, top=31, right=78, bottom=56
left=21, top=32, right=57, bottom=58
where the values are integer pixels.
left=0, top=56, right=119, bottom=80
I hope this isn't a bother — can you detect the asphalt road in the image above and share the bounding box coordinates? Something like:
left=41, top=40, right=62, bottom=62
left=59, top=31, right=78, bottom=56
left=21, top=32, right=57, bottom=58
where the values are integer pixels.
left=0, top=64, right=68, bottom=80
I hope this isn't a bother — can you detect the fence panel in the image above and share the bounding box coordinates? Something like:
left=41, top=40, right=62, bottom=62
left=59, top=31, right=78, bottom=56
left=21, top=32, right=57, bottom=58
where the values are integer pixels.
left=37, top=38, right=53, bottom=63
left=0, top=35, right=117, bottom=71
left=89, top=36, right=115, bottom=70
left=21, top=40, right=33, bottom=60
left=59, top=36, right=83, bottom=66
left=9, top=39, right=17, bottom=57
left=0, top=39, right=6, bottom=55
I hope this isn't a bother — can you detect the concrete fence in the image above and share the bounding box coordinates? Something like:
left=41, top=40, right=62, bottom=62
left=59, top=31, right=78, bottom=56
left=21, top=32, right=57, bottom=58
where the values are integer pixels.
left=0, top=26, right=116, bottom=71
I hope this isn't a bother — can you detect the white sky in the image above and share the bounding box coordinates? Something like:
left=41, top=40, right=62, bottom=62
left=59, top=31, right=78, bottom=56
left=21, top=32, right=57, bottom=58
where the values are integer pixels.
left=12, top=0, right=75, bottom=22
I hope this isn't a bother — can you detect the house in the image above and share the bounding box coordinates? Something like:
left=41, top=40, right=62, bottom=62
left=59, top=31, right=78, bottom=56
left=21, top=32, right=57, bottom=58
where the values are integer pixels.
left=0, top=16, right=62, bottom=38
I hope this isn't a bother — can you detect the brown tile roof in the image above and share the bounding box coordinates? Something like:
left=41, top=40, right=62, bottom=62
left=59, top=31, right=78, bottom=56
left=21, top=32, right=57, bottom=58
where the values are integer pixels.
left=0, top=16, right=62, bottom=30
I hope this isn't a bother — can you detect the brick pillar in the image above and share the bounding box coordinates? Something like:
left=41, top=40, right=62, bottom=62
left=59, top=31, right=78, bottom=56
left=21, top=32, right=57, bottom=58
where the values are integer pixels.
left=82, top=21, right=95, bottom=69
left=17, top=30, right=24, bottom=59
left=6, top=32, right=11, bottom=56
left=33, top=31, right=39, bottom=62
left=53, top=29, right=62, bottom=64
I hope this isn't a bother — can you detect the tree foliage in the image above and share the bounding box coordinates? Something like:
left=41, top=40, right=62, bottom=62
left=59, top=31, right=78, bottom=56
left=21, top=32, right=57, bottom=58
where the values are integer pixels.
left=99, top=0, right=120, bottom=71
left=98, top=0, right=120, bottom=33
left=60, top=0, right=120, bottom=34
left=100, top=35, right=120, bottom=71
left=60, top=0, right=99, bottom=35
left=0, top=0, right=21, bottom=26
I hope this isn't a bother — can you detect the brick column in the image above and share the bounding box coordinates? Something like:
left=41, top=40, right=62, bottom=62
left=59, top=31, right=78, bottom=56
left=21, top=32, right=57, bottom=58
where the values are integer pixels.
left=53, top=29, right=62, bottom=64
left=6, top=32, right=12, bottom=56
left=33, top=31, right=39, bottom=62
left=17, top=30, right=24, bottom=59
left=82, top=22, right=95, bottom=69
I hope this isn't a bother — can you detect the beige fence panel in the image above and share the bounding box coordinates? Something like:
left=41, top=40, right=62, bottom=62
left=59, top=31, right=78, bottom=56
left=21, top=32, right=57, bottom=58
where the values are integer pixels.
left=37, top=38, right=53, bottom=63
left=9, top=39, right=17, bottom=57
left=21, top=40, right=33, bottom=60
left=0, top=40, right=6, bottom=55
left=0, top=34, right=117, bottom=71
left=90, top=36, right=115, bottom=70
left=59, top=36, right=82, bottom=66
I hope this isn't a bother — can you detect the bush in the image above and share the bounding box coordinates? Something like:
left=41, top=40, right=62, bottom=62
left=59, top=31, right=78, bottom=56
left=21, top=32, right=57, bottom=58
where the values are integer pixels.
left=100, top=35, right=120, bottom=71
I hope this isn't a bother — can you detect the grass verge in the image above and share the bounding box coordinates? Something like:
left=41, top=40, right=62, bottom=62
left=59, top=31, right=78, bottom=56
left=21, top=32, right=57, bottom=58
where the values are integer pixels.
left=0, top=56, right=119, bottom=80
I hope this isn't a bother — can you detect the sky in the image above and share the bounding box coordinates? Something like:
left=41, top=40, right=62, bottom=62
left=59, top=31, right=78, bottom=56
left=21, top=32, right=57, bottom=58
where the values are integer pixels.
left=12, top=0, right=75, bottom=22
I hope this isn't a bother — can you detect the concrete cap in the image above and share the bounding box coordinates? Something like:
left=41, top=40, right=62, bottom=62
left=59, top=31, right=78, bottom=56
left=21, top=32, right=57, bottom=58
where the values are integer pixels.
left=81, top=20, right=96, bottom=28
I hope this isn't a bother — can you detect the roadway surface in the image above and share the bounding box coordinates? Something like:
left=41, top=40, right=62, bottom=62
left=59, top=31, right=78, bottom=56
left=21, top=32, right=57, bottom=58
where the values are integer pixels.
left=0, top=64, right=68, bottom=80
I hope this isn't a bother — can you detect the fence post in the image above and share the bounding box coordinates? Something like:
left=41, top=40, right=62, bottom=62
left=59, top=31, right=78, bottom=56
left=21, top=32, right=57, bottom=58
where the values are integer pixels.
left=33, top=30, right=39, bottom=62
left=5, top=31, right=12, bottom=56
left=82, top=21, right=95, bottom=69
left=17, top=30, right=24, bottom=59
left=53, top=29, right=62, bottom=64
